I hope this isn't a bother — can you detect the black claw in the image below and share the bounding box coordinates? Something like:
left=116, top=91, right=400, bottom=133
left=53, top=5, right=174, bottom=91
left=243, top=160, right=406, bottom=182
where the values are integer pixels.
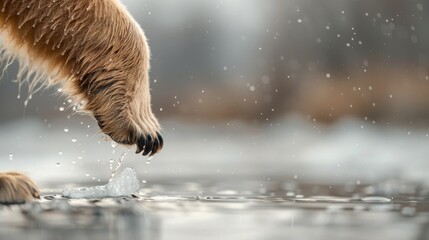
left=135, top=137, right=146, bottom=154
left=157, top=132, right=164, bottom=149
left=150, top=138, right=159, bottom=156
left=134, top=132, right=163, bottom=157
left=143, top=135, right=153, bottom=156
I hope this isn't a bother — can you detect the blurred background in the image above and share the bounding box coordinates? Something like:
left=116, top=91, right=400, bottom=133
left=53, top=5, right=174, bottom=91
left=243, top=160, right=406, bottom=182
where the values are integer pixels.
left=0, top=0, right=429, bottom=187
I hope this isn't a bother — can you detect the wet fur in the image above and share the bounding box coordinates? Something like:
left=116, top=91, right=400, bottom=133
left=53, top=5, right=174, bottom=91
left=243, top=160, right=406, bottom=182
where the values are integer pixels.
left=0, top=0, right=163, bottom=203
left=0, top=172, right=40, bottom=204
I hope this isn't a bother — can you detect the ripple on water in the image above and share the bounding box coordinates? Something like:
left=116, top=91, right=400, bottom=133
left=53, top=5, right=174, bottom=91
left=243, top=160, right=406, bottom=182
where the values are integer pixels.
left=361, top=196, right=392, bottom=203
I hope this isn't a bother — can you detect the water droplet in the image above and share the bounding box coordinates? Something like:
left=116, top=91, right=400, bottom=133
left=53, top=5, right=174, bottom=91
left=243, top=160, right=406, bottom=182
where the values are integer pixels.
left=85, top=173, right=90, bottom=177
left=59, top=107, right=65, bottom=111
left=146, top=156, right=154, bottom=164
left=56, top=162, right=60, bottom=167
left=141, top=180, right=147, bottom=184
left=110, top=151, right=127, bottom=179
left=64, top=128, right=69, bottom=132
left=8, top=154, right=13, bottom=160
left=71, top=138, right=77, bottom=143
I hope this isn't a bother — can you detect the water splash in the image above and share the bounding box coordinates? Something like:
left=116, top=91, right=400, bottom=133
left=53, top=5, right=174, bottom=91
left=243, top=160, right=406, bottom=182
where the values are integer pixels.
left=110, top=150, right=128, bottom=181
left=63, top=168, right=139, bottom=199
left=146, top=156, right=153, bottom=165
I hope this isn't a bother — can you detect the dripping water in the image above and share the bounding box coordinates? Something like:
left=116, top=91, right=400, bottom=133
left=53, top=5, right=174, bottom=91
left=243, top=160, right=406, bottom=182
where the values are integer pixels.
left=109, top=150, right=128, bottom=181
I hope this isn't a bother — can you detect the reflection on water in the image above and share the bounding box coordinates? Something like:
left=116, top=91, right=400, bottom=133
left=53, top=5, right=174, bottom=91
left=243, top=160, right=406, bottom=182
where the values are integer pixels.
left=1, top=117, right=429, bottom=239
left=1, top=179, right=429, bottom=240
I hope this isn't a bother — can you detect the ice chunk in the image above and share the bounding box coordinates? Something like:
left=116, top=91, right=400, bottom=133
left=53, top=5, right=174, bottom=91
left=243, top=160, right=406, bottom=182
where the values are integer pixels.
left=62, top=168, right=140, bottom=199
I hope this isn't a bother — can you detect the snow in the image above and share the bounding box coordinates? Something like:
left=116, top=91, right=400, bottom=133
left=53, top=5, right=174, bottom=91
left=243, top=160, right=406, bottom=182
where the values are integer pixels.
left=62, top=168, right=139, bottom=199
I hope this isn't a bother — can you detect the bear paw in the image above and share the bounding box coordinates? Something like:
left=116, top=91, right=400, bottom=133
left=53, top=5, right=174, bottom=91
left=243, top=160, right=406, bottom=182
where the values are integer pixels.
left=0, top=172, right=40, bottom=205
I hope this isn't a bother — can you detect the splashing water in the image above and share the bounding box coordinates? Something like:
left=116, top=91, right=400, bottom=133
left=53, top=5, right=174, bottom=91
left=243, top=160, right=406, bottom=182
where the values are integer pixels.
left=62, top=168, right=139, bottom=199
left=146, top=156, right=153, bottom=165
left=110, top=150, right=128, bottom=180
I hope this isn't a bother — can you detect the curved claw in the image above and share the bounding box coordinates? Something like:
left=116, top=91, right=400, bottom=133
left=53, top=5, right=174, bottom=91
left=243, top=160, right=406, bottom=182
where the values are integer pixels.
left=149, top=138, right=159, bottom=156
left=143, top=135, right=153, bottom=156
left=135, top=137, right=146, bottom=154
left=157, top=132, right=164, bottom=150
left=134, top=132, right=164, bottom=156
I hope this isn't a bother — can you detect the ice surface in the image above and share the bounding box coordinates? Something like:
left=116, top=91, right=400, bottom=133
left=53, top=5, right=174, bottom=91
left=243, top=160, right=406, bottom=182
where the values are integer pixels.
left=62, top=168, right=140, bottom=199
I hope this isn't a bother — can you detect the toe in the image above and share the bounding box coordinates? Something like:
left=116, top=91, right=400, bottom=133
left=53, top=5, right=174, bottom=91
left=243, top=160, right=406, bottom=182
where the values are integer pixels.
left=157, top=132, right=164, bottom=150
left=135, top=137, right=146, bottom=154
left=143, top=135, right=153, bottom=156
left=149, top=138, right=159, bottom=156
left=134, top=133, right=164, bottom=157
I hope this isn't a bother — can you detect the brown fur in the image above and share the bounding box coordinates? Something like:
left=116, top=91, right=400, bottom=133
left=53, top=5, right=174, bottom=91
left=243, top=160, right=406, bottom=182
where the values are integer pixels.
left=0, top=0, right=163, bottom=203
left=0, top=0, right=162, bottom=153
left=0, top=172, right=40, bottom=204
